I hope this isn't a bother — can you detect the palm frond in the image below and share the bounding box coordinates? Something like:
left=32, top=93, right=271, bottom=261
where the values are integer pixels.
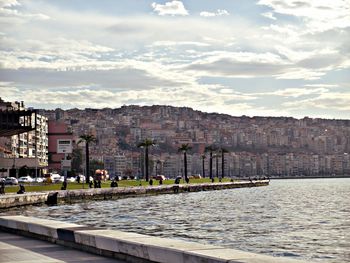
left=178, top=143, right=192, bottom=152
left=78, top=134, right=96, bottom=144
left=205, top=145, right=217, bottom=152
left=137, top=138, right=156, bottom=148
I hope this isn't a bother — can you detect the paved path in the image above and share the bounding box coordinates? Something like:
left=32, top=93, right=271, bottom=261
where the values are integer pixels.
left=0, top=231, right=126, bottom=263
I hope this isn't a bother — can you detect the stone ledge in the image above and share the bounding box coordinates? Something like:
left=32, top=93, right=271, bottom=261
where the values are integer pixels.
left=0, top=181, right=269, bottom=209
left=0, top=215, right=313, bottom=263
left=0, top=192, right=49, bottom=209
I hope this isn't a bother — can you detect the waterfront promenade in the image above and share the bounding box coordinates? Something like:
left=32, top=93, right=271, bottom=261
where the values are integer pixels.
left=0, top=215, right=313, bottom=263
left=0, top=231, right=125, bottom=263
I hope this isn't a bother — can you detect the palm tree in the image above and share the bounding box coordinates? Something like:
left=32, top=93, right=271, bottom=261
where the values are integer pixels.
left=78, top=134, right=96, bottom=186
left=137, top=138, right=156, bottom=182
left=219, top=147, right=229, bottom=178
left=205, top=145, right=217, bottom=180
left=213, top=153, right=220, bottom=178
left=201, top=154, right=206, bottom=178
left=178, top=144, right=192, bottom=182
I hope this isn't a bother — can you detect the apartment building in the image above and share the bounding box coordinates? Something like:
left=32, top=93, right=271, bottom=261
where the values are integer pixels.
left=0, top=98, right=48, bottom=177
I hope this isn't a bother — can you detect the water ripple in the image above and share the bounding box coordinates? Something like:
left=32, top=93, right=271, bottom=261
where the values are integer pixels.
left=3, top=178, right=350, bottom=263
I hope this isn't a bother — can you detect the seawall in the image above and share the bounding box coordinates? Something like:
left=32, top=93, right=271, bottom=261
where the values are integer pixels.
left=0, top=180, right=269, bottom=209
left=0, top=215, right=311, bottom=263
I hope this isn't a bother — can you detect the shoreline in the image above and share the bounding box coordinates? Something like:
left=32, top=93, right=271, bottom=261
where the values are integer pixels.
left=269, top=175, right=350, bottom=180
left=0, top=180, right=269, bottom=209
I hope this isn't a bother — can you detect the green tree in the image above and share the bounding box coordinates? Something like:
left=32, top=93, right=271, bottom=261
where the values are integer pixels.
left=178, top=144, right=192, bottom=181
left=205, top=145, right=217, bottom=180
left=78, top=134, right=96, bottom=185
left=137, top=138, right=156, bottom=182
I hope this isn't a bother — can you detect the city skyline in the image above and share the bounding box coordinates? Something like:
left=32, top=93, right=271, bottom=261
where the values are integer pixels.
left=0, top=0, right=349, bottom=119
left=37, top=105, right=350, bottom=177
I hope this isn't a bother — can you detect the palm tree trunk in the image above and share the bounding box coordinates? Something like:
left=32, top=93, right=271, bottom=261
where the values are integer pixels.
left=145, top=147, right=149, bottom=182
left=216, top=156, right=219, bottom=178
left=221, top=153, right=225, bottom=178
left=209, top=152, right=213, bottom=179
left=184, top=151, right=188, bottom=180
left=202, top=158, right=205, bottom=178
left=86, top=142, right=90, bottom=185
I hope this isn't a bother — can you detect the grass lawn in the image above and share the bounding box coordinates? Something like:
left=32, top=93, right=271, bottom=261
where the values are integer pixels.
left=4, top=177, right=233, bottom=194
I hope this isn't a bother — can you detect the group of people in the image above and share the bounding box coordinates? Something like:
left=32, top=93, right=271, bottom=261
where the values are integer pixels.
left=90, top=179, right=102, bottom=188
left=0, top=180, right=26, bottom=195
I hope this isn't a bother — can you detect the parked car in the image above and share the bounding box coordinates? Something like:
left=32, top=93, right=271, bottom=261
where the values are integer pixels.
left=67, top=177, right=76, bottom=183
left=53, top=176, right=65, bottom=183
left=18, top=176, right=33, bottom=183
left=33, top=177, right=44, bottom=183
left=43, top=173, right=61, bottom=183
left=4, top=177, right=18, bottom=185
left=0, top=177, right=5, bottom=183
left=76, top=174, right=85, bottom=183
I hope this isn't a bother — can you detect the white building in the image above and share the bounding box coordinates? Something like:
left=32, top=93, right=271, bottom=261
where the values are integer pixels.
left=0, top=99, right=48, bottom=177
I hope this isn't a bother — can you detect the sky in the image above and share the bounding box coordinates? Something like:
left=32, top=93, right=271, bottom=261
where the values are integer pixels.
left=0, top=0, right=349, bottom=119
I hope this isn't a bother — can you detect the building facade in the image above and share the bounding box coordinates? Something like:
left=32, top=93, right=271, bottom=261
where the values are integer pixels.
left=0, top=98, right=48, bottom=177
left=47, top=120, right=74, bottom=173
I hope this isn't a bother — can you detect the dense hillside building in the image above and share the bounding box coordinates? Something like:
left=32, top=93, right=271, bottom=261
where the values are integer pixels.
left=39, top=105, right=350, bottom=178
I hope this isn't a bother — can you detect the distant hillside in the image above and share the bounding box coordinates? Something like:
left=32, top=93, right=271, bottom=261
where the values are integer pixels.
left=39, top=105, right=350, bottom=157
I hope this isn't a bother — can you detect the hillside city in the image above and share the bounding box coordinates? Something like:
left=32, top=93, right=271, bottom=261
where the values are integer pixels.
left=38, top=105, right=350, bottom=178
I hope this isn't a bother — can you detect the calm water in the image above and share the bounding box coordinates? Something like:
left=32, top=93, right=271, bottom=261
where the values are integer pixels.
left=5, top=178, right=350, bottom=262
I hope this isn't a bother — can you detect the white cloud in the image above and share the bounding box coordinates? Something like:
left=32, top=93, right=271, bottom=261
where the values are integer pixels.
left=186, top=51, right=293, bottom=78
left=270, top=87, right=328, bottom=98
left=0, top=80, right=257, bottom=116
left=304, top=84, right=338, bottom=88
left=257, top=0, right=350, bottom=32
left=0, top=0, right=49, bottom=20
left=0, top=36, right=115, bottom=70
left=283, top=92, right=350, bottom=111
left=261, top=12, right=276, bottom=20
left=200, top=9, right=229, bottom=17
left=0, top=0, right=19, bottom=7
left=0, top=1, right=349, bottom=118
left=151, top=1, right=188, bottom=16
left=150, top=41, right=210, bottom=47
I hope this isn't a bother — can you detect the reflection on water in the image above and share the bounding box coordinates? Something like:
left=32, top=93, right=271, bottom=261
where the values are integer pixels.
left=5, top=178, right=350, bottom=263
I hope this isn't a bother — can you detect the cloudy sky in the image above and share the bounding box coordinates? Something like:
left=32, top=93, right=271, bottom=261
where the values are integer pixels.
left=0, top=0, right=349, bottom=119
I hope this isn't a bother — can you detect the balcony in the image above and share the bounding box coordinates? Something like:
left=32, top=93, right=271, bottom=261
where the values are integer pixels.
left=0, top=109, right=37, bottom=136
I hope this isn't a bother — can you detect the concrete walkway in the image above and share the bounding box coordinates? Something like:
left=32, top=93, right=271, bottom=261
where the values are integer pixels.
left=0, top=231, right=125, bottom=263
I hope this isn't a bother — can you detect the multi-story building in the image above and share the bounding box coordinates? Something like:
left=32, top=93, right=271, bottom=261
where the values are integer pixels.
left=47, top=120, right=73, bottom=173
left=0, top=98, right=48, bottom=177
left=103, top=156, right=116, bottom=178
